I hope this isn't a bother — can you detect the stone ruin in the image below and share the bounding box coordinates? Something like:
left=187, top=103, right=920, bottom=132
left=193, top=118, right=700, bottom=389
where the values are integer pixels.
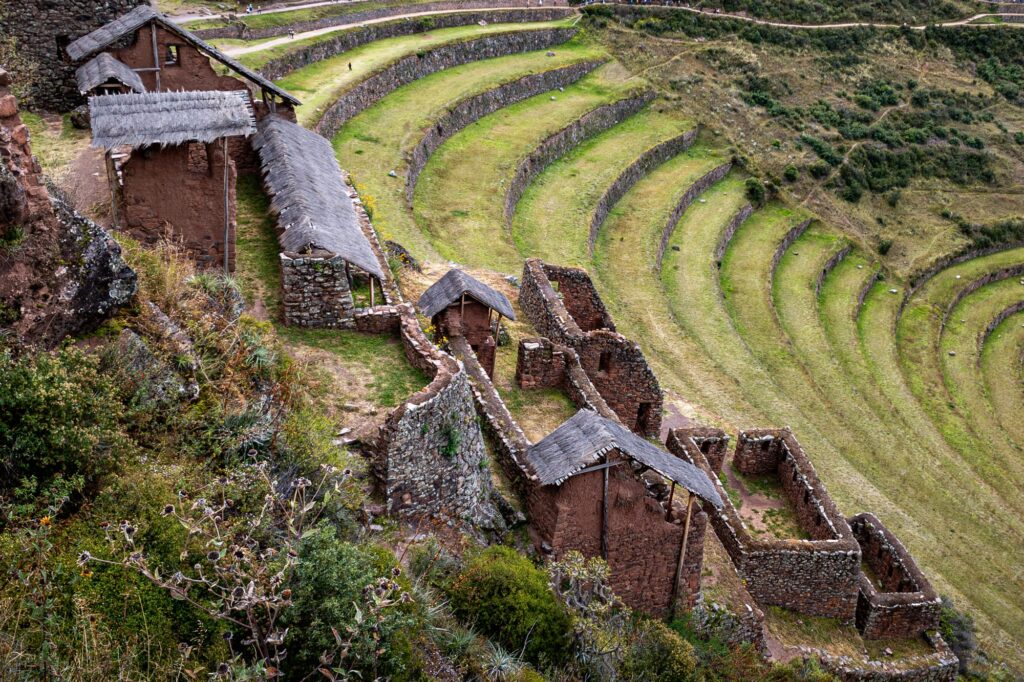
left=519, top=258, right=663, bottom=437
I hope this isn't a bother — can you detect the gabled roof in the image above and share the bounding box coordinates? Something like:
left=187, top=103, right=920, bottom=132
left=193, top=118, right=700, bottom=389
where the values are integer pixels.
left=76, top=53, right=146, bottom=94
left=252, top=115, right=385, bottom=279
left=527, top=410, right=722, bottom=507
left=417, top=269, right=516, bottom=320
left=66, top=5, right=300, bottom=106
left=89, top=90, right=256, bottom=149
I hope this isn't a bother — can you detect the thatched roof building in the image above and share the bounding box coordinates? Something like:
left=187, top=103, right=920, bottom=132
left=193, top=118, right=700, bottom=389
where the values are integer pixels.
left=252, top=115, right=385, bottom=279
left=89, top=90, right=256, bottom=149
left=418, top=269, right=516, bottom=321
left=527, top=409, right=722, bottom=506
left=76, top=53, right=146, bottom=95
left=66, top=5, right=299, bottom=106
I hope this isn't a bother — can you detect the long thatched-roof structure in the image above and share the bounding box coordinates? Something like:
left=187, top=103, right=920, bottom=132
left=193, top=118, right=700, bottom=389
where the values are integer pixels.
left=76, top=53, right=146, bottom=95
left=252, top=115, right=385, bottom=280
left=89, top=90, right=256, bottom=149
left=66, top=5, right=299, bottom=106
left=418, top=269, right=516, bottom=320
left=527, top=409, right=722, bottom=506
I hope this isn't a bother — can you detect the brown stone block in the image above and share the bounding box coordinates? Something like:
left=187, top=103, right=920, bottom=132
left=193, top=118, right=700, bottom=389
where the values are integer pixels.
left=0, top=94, right=18, bottom=118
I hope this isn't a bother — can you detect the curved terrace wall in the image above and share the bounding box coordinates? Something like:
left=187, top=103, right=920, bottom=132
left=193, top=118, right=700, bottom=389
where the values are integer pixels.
left=313, top=27, right=579, bottom=138
left=938, top=263, right=1024, bottom=333
left=815, top=245, right=853, bottom=298
left=256, top=8, right=576, bottom=81
left=654, top=161, right=733, bottom=269
left=980, top=300, right=1024, bottom=352
left=404, top=59, right=605, bottom=205
left=714, top=202, right=754, bottom=266
left=769, top=218, right=814, bottom=283
left=899, top=242, right=1024, bottom=319
left=503, top=92, right=656, bottom=225
left=587, top=128, right=698, bottom=253
left=196, top=1, right=572, bottom=40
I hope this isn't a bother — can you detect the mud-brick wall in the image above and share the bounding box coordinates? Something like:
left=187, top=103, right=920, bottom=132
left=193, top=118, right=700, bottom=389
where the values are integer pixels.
left=542, top=262, right=616, bottom=332
left=280, top=252, right=355, bottom=327
left=576, top=331, right=662, bottom=437
left=0, top=0, right=148, bottom=111
left=851, top=513, right=940, bottom=640
left=314, top=28, right=577, bottom=138
left=119, top=142, right=237, bottom=271
left=377, top=308, right=496, bottom=525
left=530, top=457, right=708, bottom=617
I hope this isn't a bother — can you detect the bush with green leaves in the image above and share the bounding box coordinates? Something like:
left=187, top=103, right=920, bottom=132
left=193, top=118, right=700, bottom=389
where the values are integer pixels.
left=745, top=178, right=767, bottom=206
left=282, top=525, right=421, bottom=681
left=0, top=347, right=132, bottom=509
left=620, top=619, right=698, bottom=682
left=448, top=546, right=572, bottom=669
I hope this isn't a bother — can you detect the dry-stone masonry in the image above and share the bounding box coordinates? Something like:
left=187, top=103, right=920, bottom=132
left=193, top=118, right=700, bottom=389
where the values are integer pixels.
left=280, top=252, right=356, bottom=327
left=655, top=161, right=733, bottom=268
left=405, top=59, right=604, bottom=205
left=850, top=513, right=941, bottom=641
left=314, top=28, right=578, bottom=138
left=0, top=0, right=148, bottom=110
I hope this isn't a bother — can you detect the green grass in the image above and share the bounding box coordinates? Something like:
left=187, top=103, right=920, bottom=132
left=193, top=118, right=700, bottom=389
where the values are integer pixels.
left=187, top=0, right=445, bottom=31
left=333, top=39, right=606, bottom=262
left=980, top=309, right=1024, bottom=447
left=268, top=20, right=575, bottom=124
left=276, top=327, right=429, bottom=407
left=414, top=62, right=642, bottom=273
left=234, top=175, right=282, bottom=320
left=19, top=112, right=90, bottom=183
left=512, top=105, right=693, bottom=268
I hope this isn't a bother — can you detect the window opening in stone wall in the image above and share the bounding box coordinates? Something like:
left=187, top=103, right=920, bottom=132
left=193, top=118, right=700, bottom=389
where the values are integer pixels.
left=165, top=45, right=181, bottom=66
left=635, top=402, right=652, bottom=433
left=598, top=351, right=611, bottom=374
left=55, top=35, right=71, bottom=61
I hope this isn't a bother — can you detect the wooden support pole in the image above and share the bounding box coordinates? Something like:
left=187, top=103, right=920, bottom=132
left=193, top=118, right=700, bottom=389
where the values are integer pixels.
left=493, top=313, right=501, bottom=344
left=370, top=276, right=376, bottom=307
left=670, top=493, right=695, bottom=618
left=460, top=292, right=466, bottom=320
left=601, top=458, right=610, bottom=561
left=222, top=136, right=230, bottom=274
left=666, top=482, right=676, bottom=522
left=150, top=24, right=162, bottom=92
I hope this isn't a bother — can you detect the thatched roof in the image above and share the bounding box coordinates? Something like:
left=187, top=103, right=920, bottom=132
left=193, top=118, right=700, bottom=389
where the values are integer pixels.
left=66, top=5, right=300, bottom=106
left=418, top=269, right=516, bottom=320
left=252, top=115, right=385, bottom=279
left=527, top=410, right=722, bottom=506
left=76, top=53, right=146, bottom=94
left=89, top=90, right=256, bottom=149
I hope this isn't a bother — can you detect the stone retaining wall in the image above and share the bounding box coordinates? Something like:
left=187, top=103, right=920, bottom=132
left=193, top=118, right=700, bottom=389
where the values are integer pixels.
left=939, top=263, right=1024, bottom=333
left=811, top=631, right=958, bottom=681
left=714, top=203, right=754, bottom=265
left=857, top=270, right=883, bottom=312
left=655, top=161, right=733, bottom=269
left=980, top=299, right=1024, bottom=350
left=816, top=245, right=853, bottom=298
left=850, top=513, right=940, bottom=641
left=405, top=59, right=604, bottom=205
left=520, top=259, right=663, bottom=437
left=587, top=128, right=698, bottom=253
left=515, top=337, right=616, bottom=418
left=901, top=242, right=1024, bottom=319
left=197, top=1, right=572, bottom=40
left=770, top=218, right=814, bottom=282
left=313, top=27, right=578, bottom=137
left=375, top=305, right=499, bottom=525
left=280, top=251, right=356, bottom=327
left=666, top=428, right=861, bottom=620
left=503, top=92, right=656, bottom=225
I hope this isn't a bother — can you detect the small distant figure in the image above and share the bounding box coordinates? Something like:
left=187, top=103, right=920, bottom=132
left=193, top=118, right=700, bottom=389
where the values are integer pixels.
left=246, top=2, right=253, bottom=13
left=348, top=62, right=352, bottom=71
left=289, top=30, right=296, bottom=40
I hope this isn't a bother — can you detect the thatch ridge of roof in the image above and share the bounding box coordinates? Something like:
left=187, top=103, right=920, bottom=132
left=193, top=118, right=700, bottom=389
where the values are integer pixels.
left=418, top=269, right=516, bottom=321
left=527, top=410, right=722, bottom=507
left=252, top=115, right=385, bottom=280
left=89, top=90, right=256, bottom=149
left=76, top=53, right=146, bottom=95
left=66, top=5, right=300, bottom=106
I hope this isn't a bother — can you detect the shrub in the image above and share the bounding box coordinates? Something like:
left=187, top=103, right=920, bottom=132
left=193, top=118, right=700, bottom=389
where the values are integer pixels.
left=877, top=239, right=893, bottom=255
left=783, top=165, right=799, bottom=182
left=0, top=347, right=131, bottom=508
left=939, top=596, right=976, bottom=674
left=620, top=620, right=697, bottom=681
left=283, top=525, right=420, bottom=681
left=448, top=546, right=572, bottom=669
left=745, top=178, right=767, bottom=206
left=1015, top=132, right=1024, bottom=145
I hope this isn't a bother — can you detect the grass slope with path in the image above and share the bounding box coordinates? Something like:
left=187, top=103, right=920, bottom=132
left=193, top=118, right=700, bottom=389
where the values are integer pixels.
left=414, top=61, right=643, bottom=273
left=331, top=39, right=605, bottom=262
left=266, top=18, right=575, bottom=125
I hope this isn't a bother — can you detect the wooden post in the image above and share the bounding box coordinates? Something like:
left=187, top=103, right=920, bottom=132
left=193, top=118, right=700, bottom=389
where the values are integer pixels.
left=222, top=137, right=230, bottom=274
left=460, top=293, right=466, bottom=320
left=150, top=24, right=162, bottom=92
left=493, top=313, right=501, bottom=344
left=665, top=482, right=676, bottom=522
left=670, top=493, right=695, bottom=618
left=601, top=459, right=610, bottom=561
left=370, top=277, right=376, bottom=307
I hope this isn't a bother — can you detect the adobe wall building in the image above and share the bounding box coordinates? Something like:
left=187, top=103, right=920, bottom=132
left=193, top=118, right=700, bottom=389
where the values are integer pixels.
left=0, top=0, right=148, bottom=110
left=526, top=409, right=722, bottom=617
left=418, top=269, right=516, bottom=378
left=519, top=259, right=663, bottom=437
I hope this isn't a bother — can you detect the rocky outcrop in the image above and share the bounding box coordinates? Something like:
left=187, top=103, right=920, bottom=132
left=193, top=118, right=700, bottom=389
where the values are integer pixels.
left=405, top=59, right=604, bottom=205
left=0, top=70, right=135, bottom=348
left=313, top=28, right=579, bottom=138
